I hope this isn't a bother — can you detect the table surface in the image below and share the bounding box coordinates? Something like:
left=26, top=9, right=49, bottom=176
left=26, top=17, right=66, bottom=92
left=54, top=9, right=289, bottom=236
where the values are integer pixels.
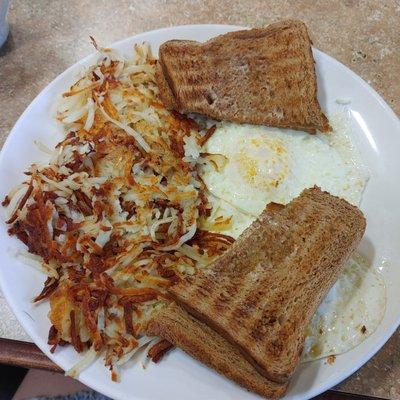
left=0, top=1, right=399, bottom=399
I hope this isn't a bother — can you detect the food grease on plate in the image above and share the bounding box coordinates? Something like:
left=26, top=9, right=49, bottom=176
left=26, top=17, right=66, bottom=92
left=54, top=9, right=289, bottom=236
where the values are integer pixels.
left=303, top=252, right=386, bottom=362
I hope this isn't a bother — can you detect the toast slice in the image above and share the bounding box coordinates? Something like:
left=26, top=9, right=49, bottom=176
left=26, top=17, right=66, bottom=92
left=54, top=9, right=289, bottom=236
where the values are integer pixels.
left=157, top=20, right=331, bottom=133
left=170, top=187, right=366, bottom=383
left=146, top=302, right=288, bottom=399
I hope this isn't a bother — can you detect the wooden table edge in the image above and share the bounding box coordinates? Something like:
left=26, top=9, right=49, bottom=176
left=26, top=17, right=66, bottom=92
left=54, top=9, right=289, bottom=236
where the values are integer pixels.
left=0, top=337, right=62, bottom=372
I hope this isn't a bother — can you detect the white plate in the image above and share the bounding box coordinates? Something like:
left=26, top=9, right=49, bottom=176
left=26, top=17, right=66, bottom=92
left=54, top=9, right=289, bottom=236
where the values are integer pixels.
left=0, top=25, right=399, bottom=400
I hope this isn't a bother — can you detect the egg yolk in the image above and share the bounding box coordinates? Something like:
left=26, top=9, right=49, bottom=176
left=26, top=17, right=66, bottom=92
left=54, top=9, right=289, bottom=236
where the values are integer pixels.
left=234, top=137, right=289, bottom=190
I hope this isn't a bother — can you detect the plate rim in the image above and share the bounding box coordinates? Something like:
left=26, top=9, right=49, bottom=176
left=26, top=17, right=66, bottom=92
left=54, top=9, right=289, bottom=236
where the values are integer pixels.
left=0, top=23, right=399, bottom=400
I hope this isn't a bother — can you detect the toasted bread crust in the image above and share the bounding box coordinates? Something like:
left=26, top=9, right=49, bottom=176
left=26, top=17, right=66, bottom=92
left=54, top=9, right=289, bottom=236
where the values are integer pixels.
left=146, top=303, right=288, bottom=399
left=170, top=187, right=366, bottom=383
left=157, top=20, right=331, bottom=133
left=155, top=62, right=177, bottom=109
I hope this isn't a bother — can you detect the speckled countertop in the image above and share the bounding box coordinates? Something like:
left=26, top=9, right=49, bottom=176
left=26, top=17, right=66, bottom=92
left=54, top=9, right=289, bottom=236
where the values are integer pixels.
left=0, top=0, right=399, bottom=398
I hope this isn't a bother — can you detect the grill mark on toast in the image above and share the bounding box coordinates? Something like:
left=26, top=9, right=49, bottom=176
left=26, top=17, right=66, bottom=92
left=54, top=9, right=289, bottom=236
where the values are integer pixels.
left=170, top=188, right=365, bottom=383
left=156, top=20, right=331, bottom=133
left=245, top=215, right=327, bottom=368
left=226, top=203, right=318, bottom=362
left=230, top=210, right=312, bottom=333
left=174, top=218, right=273, bottom=310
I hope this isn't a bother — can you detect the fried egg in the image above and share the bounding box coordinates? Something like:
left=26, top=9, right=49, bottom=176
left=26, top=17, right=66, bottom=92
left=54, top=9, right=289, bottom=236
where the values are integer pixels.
left=201, top=115, right=369, bottom=219
left=201, top=114, right=386, bottom=362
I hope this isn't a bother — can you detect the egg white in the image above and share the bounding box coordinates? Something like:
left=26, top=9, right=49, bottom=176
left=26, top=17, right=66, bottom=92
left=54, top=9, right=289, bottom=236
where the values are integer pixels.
left=201, top=114, right=386, bottom=361
left=302, top=253, right=386, bottom=361
left=201, top=115, right=369, bottom=218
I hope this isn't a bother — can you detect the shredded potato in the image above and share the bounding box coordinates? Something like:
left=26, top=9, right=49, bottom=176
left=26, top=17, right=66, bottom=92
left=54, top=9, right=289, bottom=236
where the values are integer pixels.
left=3, top=43, right=233, bottom=377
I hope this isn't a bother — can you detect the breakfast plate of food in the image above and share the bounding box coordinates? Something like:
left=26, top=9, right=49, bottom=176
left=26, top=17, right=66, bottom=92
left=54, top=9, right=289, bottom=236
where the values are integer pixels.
left=0, top=21, right=399, bottom=400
